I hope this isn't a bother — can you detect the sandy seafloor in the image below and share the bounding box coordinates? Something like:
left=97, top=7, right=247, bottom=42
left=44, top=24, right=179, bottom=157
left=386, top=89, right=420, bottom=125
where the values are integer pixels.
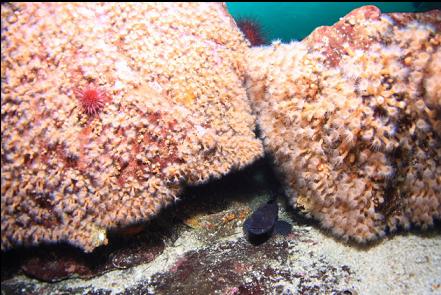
left=1, top=159, right=440, bottom=295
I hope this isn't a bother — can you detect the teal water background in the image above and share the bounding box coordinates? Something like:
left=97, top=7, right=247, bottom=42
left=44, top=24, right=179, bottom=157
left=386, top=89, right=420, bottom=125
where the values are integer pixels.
left=226, top=2, right=440, bottom=43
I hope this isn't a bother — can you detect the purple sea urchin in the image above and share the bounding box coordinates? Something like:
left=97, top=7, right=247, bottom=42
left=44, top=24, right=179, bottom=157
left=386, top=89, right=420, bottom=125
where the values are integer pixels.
left=237, top=18, right=266, bottom=47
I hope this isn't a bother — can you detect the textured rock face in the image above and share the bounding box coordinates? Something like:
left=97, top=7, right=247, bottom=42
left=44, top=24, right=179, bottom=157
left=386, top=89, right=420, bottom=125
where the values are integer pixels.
left=246, top=6, right=441, bottom=243
left=1, top=2, right=263, bottom=252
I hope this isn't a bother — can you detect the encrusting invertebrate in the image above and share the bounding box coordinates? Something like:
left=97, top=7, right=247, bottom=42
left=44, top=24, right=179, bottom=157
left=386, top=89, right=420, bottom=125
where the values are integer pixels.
left=1, top=3, right=439, bottom=253
left=1, top=2, right=263, bottom=252
left=246, top=6, right=441, bottom=243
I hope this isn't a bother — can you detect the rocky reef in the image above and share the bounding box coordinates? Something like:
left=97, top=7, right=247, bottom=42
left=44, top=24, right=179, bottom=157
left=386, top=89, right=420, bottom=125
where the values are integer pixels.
left=1, top=0, right=440, bottom=268
left=1, top=2, right=263, bottom=252
left=2, top=161, right=440, bottom=294
left=246, top=6, right=441, bottom=243
left=1, top=4, right=441, bottom=294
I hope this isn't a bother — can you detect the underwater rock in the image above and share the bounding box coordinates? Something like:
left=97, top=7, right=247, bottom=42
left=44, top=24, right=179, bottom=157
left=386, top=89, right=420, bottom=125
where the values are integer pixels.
left=18, top=234, right=165, bottom=282
left=246, top=6, right=441, bottom=243
left=1, top=2, right=263, bottom=252
left=142, top=237, right=355, bottom=294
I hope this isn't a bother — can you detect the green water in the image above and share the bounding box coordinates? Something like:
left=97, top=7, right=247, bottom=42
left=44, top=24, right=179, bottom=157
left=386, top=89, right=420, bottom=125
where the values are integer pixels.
left=226, top=2, right=440, bottom=43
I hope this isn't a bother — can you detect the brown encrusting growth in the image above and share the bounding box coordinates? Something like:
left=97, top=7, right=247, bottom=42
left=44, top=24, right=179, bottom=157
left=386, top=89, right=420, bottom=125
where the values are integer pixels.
left=1, top=2, right=263, bottom=252
left=246, top=6, right=441, bottom=242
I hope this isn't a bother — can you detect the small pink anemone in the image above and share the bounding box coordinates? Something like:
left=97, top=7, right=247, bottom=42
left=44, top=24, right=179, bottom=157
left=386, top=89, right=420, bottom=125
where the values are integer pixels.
left=75, top=84, right=108, bottom=115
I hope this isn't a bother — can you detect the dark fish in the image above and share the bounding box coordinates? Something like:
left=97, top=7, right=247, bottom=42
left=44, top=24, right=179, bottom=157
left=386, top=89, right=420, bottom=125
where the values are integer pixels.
left=243, top=199, right=278, bottom=244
